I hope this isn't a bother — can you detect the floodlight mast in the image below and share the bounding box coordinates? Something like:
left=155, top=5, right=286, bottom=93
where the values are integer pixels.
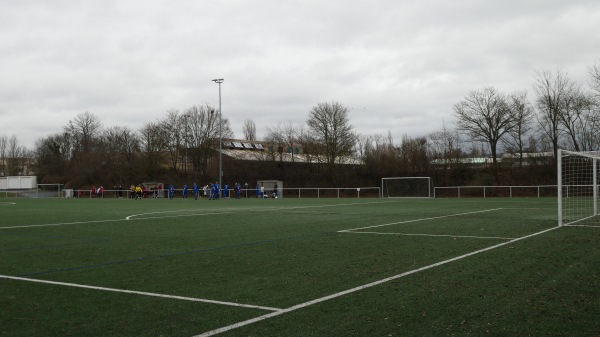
left=212, top=79, right=224, bottom=198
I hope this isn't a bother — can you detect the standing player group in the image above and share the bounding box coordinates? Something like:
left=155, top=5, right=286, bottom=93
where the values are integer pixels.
left=167, top=182, right=243, bottom=200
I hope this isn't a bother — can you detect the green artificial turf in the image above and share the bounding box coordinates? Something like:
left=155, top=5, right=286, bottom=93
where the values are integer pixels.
left=1, top=197, right=598, bottom=336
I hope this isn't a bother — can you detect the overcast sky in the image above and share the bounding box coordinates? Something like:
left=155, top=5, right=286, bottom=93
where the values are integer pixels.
left=2, top=0, right=600, bottom=148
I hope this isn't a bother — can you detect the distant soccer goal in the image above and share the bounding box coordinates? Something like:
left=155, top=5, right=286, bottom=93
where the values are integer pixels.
left=381, top=177, right=433, bottom=198
left=558, top=150, right=599, bottom=227
left=36, top=184, right=64, bottom=198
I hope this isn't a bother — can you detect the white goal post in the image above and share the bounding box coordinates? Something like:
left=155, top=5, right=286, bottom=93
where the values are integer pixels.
left=381, top=177, right=433, bottom=198
left=558, top=150, right=599, bottom=226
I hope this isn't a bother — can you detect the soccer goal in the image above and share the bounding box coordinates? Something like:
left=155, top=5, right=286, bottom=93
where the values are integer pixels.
left=36, top=184, right=64, bottom=198
left=558, top=150, right=599, bottom=226
left=381, top=177, right=433, bottom=198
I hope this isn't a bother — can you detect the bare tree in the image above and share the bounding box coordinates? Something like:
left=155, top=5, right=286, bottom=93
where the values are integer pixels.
left=264, top=124, right=285, bottom=162
left=398, top=134, right=428, bottom=174
left=559, top=83, right=595, bottom=151
left=306, top=101, right=357, bottom=169
left=100, top=126, right=140, bottom=184
left=264, top=121, right=301, bottom=163
left=502, top=91, right=535, bottom=167
left=589, top=60, right=600, bottom=98
left=533, top=68, right=572, bottom=159
left=34, top=132, right=73, bottom=182
left=139, top=121, right=169, bottom=176
left=454, top=87, right=514, bottom=165
left=182, top=104, right=233, bottom=176
left=242, top=119, right=256, bottom=141
left=427, top=123, right=462, bottom=162
left=5, top=135, right=28, bottom=175
left=160, top=109, right=183, bottom=173
left=0, top=135, right=6, bottom=176
left=63, top=111, right=102, bottom=154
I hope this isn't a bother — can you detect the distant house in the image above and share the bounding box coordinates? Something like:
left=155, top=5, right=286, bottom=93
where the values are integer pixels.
left=501, top=152, right=554, bottom=166
left=218, top=139, right=361, bottom=165
left=430, top=157, right=494, bottom=168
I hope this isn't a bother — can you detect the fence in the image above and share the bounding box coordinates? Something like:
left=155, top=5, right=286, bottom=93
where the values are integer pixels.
left=433, top=185, right=558, bottom=198
left=1, top=187, right=381, bottom=199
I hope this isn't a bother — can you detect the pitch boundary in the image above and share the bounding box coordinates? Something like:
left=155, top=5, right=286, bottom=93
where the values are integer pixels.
left=338, top=208, right=503, bottom=233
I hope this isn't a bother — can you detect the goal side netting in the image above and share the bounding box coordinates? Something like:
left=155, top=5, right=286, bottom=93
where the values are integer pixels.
left=558, top=150, right=600, bottom=226
left=381, top=177, right=432, bottom=198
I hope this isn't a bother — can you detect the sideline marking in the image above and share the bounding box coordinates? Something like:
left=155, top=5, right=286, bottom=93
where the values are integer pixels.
left=339, top=208, right=503, bottom=233
left=0, top=202, right=16, bottom=205
left=192, top=225, right=560, bottom=337
left=0, top=275, right=281, bottom=312
left=343, top=231, right=516, bottom=240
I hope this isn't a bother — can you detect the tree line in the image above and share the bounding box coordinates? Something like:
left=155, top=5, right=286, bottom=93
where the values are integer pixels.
left=2, top=62, right=599, bottom=188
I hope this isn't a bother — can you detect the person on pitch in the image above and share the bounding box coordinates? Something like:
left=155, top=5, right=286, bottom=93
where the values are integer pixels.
left=193, top=183, right=199, bottom=200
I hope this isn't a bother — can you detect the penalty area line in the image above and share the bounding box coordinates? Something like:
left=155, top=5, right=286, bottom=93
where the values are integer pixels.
left=192, top=225, right=560, bottom=337
left=338, top=208, right=504, bottom=233
left=0, top=275, right=281, bottom=312
left=343, top=231, right=516, bottom=240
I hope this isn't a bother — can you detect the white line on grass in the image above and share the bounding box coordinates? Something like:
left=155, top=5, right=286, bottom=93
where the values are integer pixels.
left=125, top=211, right=235, bottom=220
left=564, top=224, right=600, bottom=228
left=0, top=218, right=126, bottom=230
left=1, top=200, right=393, bottom=230
left=0, top=275, right=282, bottom=312
left=192, top=225, right=560, bottom=337
left=343, top=231, right=516, bottom=240
left=125, top=200, right=394, bottom=221
left=338, top=208, right=503, bottom=233
left=0, top=202, right=16, bottom=205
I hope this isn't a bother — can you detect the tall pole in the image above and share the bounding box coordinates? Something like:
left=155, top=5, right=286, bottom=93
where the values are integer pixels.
left=212, top=79, right=224, bottom=198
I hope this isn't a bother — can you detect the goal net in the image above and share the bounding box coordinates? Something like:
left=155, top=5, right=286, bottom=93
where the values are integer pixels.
left=36, top=184, right=64, bottom=198
left=558, top=150, right=599, bottom=226
left=381, top=177, right=432, bottom=198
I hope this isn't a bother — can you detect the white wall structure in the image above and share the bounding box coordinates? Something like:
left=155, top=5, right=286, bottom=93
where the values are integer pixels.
left=0, top=176, right=37, bottom=189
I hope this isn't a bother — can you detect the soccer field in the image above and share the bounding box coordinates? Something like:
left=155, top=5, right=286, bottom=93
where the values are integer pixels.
left=1, top=197, right=599, bottom=336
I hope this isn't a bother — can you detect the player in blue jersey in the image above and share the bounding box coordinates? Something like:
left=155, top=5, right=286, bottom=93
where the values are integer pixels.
left=168, top=184, right=175, bottom=199
left=182, top=184, right=188, bottom=199
left=235, top=183, right=241, bottom=199
left=209, top=183, right=215, bottom=200
left=223, top=184, right=229, bottom=198
left=193, top=183, right=199, bottom=200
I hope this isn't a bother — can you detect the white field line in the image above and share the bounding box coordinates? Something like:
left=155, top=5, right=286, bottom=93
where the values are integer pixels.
left=125, top=211, right=235, bottom=220
left=564, top=224, right=600, bottom=228
left=338, top=208, right=503, bottom=233
left=0, top=218, right=126, bottom=230
left=192, top=225, right=560, bottom=337
left=343, top=231, right=516, bottom=240
left=0, top=200, right=393, bottom=230
left=0, top=202, right=16, bottom=205
left=0, top=275, right=281, bottom=312
left=126, top=200, right=394, bottom=220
